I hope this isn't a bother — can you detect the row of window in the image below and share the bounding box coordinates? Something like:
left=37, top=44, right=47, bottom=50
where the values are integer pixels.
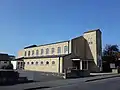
left=24, top=46, right=68, bottom=56
left=25, top=61, right=55, bottom=65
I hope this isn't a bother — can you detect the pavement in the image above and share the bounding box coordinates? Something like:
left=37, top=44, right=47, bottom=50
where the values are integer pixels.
left=0, top=73, right=120, bottom=90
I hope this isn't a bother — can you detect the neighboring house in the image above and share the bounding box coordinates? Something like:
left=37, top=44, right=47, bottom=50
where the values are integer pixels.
left=16, top=29, right=102, bottom=73
left=0, top=53, right=15, bottom=69
left=15, top=57, right=24, bottom=70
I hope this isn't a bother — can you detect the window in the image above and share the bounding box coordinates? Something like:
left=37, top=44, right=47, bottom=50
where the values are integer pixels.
left=41, top=49, right=44, bottom=55
left=89, top=41, right=93, bottom=44
left=32, top=50, right=34, bottom=56
left=4, top=61, right=7, bottom=64
left=82, top=61, right=88, bottom=70
left=28, top=51, right=31, bottom=56
left=24, top=51, right=27, bottom=56
left=52, top=61, right=55, bottom=65
left=36, top=50, right=39, bottom=56
left=18, top=62, right=20, bottom=65
left=46, top=61, right=49, bottom=65
left=46, top=48, right=49, bottom=54
left=31, top=62, right=34, bottom=65
left=36, top=61, right=38, bottom=65
left=64, top=46, right=68, bottom=53
left=41, top=61, right=43, bottom=65
left=51, top=48, right=54, bottom=54
left=57, top=47, right=61, bottom=54
left=27, top=62, right=29, bottom=65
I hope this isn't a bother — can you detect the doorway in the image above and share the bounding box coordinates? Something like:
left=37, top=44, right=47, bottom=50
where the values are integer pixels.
left=72, top=60, right=80, bottom=69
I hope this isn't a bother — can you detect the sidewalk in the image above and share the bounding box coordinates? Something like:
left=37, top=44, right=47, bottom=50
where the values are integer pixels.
left=0, top=73, right=120, bottom=90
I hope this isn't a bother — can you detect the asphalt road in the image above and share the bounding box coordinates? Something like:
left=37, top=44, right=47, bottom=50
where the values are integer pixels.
left=0, top=76, right=120, bottom=90
left=46, top=77, right=120, bottom=90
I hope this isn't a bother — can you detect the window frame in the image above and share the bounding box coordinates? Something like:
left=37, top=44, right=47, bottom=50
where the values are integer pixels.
left=82, top=61, right=88, bottom=70
left=36, top=61, right=38, bottom=65
left=24, top=51, right=27, bottom=56
left=57, top=47, right=61, bottom=54
left=41, top=61, right=44, bottom=65
left=64, top=46, right=68, bottom=53
left=27, top=62, right=29, bottom=65
left=46, top=48, right=49, bottom=55
left=52, top=61, right=55, bottom=65
left=32, top=50, right=34, bottom=56
left=46, top=61, right=49, bottom=65
left=51, top=48, right=55, bottom=54
left=28, top=51, right=31, bottom=56
left=41, top=49, right=44, bottom=55
left=36, top=50, right=39, bottom=56
left=31, top=62, right=34, bottom=65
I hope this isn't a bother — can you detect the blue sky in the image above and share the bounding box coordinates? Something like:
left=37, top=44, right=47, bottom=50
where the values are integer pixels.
left=0, top=0, right=120, bottom=55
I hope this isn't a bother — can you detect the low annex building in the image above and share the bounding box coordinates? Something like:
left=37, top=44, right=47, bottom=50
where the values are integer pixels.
left=17, top=29, right=102, bottom=73
left=0, top=53, right=15, bottom=68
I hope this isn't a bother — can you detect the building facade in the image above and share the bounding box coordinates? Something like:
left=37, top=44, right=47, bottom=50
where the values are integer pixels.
left=17, top=29, right=102, bottom=73
left=0, top=53, right=15, bottom=69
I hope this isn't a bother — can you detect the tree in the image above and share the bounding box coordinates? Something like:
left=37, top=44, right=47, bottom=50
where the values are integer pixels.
left=102, top=44, right=119, bottom=72
left=103, top=44, right=119, bottom=56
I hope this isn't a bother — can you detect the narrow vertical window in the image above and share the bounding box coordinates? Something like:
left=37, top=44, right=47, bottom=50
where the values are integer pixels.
left=36, top=50, right=39, bottom=56
left=41, top=49, right=44, bottom=55
left=24, top=51, right=27, bottom=56
left=64, top=46, right=68, bottom=53
left=51, top=48, right=54, bottom=54
left=28, top=51, right=31, bottom=56
left=57, top=47, right=61, bottom=54
left=32, top=50, right=34, bottom=56
left=46, top=48, right=49, bottom=54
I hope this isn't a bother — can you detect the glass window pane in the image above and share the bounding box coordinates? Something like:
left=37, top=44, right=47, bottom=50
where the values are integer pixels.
left=52, top=61, right=55, bottom=65
left=36, top=61, right=38, bottom=65
left=51, top=48, right=54, bottom=54
left=64, top=46, right=68, bottom=53
left=82, top=61, right=88, bottom=70
left=41, top=61, right=43, bottom=65
left=24, top=51, right=27, bottom=56
left=32, top=50, right=34, bottom=55
left=28, top=51, right=31, bottom=56
left=46, top=61, right=49, bottom=65
left=41, top=49, right=44, bottom=55
left=31, top=62, right=34, bottom=65
left=46, top=48, right=49, bottom=54
left=57, top=47, right=61, bottom=54
left=36, top=50, right=39, bottom=56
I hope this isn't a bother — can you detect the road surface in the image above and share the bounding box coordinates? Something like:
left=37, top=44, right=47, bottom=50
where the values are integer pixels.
left=46, top=77, right=120, bottom=90
left=0, top=76, right=120, bottom=90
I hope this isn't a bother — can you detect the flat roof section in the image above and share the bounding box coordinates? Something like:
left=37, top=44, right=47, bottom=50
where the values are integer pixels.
left=84, top=29, right=101, bottom=34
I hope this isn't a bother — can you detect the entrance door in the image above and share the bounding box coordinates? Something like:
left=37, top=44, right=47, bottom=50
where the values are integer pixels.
left=72, top=60, right=80, bottom=69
